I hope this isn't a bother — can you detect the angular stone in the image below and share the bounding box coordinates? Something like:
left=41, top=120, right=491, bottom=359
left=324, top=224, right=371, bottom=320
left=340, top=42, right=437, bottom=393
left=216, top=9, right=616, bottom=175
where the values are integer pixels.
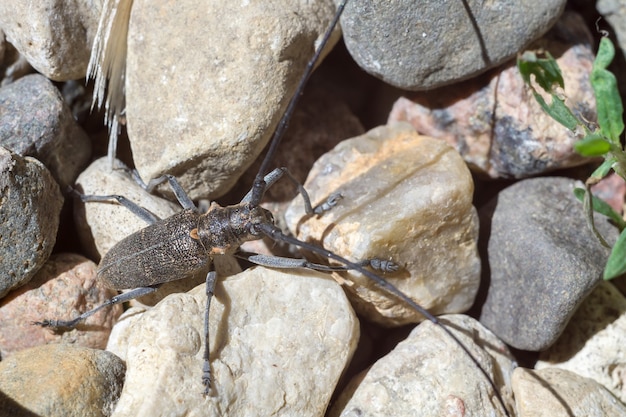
left=341, top=0, right=565, bottom=90
left=0, top=0, right=101, bottom=81
left=0, top=74, right=92, bottom=187
left=329, top=314, right=516, bottom=417
left=478, top=177, right=617, bottom=350
left=126, top=0, right=341, bottom=200
left=0, top=344, right=125, bottom=417
left=108, top=267, right=358, bottom=417
left=285, top=123, right=481, bottom=326
left=536, top=281, right=626, bottom=403
left=388, top=12, right=595, bottom=179
left=0, top=147, right=63, bottom=298
left=512, top=367, right=626, bottom=417
left=0, top=253, right=122, bottom=358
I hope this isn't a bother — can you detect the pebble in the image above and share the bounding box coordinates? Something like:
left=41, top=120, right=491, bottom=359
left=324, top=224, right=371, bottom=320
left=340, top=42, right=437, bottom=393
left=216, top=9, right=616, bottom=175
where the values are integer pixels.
left=512, top=367, right=626, bottom=417
left=329, top=314, right=516, bottom=417
left=285, top=122, right=481, bottom=326
left=478, top=177, right=618, bottom=351
left=0, top=74, right=92, bottom=188
left=74, top=157, right=180, bottom=260
left=388, top=11, right=595, bottom=179
left=536, top=281, right=626, bottom=403
left=341, top=0, right=566, bottom=90
left=0, top=253, right=122, bottom=359
left=0, top=344, right=125, bottom=417
left=108, top=266, right=358, bottom=417
left=0, top=147, right=63, bottom=298
left=0, top=0, right=100, bottom=81
left=126, top=0, right=341, bottom=200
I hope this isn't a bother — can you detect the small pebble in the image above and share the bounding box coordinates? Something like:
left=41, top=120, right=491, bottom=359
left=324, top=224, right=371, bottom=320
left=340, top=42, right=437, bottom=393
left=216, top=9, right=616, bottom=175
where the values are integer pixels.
left=0, top=344, right=125, bottom=417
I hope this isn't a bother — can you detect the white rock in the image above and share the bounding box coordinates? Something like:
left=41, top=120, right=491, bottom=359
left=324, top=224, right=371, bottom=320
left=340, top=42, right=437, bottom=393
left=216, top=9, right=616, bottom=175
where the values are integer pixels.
left=536, top=281, right=626, bottom=403
left=285, top=123, right=481, bottom=326
left=0, top=0, right=101, bottom=80
left=126, top=0, right=341, bottom=200
left=329, top=314, right=516, bottom=417
left=512, top=367, right=626, bottom=416
left=109, top=266, right=359, bottom=417
left=74, top=157, right=180, bottom=260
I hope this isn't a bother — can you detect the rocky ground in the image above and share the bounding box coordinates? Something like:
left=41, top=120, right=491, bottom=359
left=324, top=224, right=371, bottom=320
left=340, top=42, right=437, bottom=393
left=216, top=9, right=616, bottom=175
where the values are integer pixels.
left=1, top=0, right=626, bottom=416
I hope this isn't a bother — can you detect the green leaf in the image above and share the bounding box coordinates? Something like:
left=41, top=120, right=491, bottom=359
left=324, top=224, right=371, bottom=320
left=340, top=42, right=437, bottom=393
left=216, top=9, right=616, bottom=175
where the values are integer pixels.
left=574, top=187, right=626, bottom=230
left=604, top=228, right=626, bottom=280
left=591, top=38, right=624, bottom=143
left=530, top=90, right=580, bottom=131
left=590, top=159, right=615, bottom=181
left=574, top=133, right=612, bottom=156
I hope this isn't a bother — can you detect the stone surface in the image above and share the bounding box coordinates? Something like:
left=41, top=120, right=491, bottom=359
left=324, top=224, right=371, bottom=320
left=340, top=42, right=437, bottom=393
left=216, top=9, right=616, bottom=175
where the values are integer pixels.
left=0, top=74, right=92, bottom=187
left=329, top=314, right=516, bottom=417
left=0, top=253, right=122, bottom=358
left=341, top=0, right=565, bottom=90
left=0, top=147, right=63, bottom=298
left=0, top=344, right=125, bottom=417
left=0, top=0, right=101, bottom=81
left=478, top=177, right=618, bottom=351
left=74, top=157, right=180, bottom=260
left=285, top=123, right=481, bottom=326
left=108, top=267, right=358, bottom=417
left=127, top=0, right=341, bottom=201
left=388, top=12, right=595, bottom=179
left=536, top=281, right=626, bottom=403
left=512, top=367, right=626, bottom=417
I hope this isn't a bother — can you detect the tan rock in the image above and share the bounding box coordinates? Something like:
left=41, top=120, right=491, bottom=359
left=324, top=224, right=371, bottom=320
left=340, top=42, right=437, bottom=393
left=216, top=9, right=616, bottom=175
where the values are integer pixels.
left=0, top=253, right=122, bottom=358
left=0, top=344, right=125, bottom=417
left=330, top=315, right=516, bottom=417
left=512, top=367, right=626, bottom=416
left=285, top=122, right=481, bottom=326
left=126, top=0, right=341, bottom=200
left=536, top=281, right=626, bottom=403
left=108, top=266, right=358, bottom=417
left=0, top=0, right=101, bottom=80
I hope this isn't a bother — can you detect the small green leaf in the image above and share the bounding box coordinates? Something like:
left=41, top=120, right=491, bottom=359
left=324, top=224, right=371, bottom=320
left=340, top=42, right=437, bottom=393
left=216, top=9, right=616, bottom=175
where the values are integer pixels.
left=590, top=159, right=615, bottom=181
left=604, top=228, right=626, bottom=280
left=517, top=52, right=564, bottom=91
left=574, top=187, right=626, bottom=230
left=531, top=90, right=580, bottom=131
left=574, top=133, right=612, bottom=156
left=591, top=38, right=624, bottom=142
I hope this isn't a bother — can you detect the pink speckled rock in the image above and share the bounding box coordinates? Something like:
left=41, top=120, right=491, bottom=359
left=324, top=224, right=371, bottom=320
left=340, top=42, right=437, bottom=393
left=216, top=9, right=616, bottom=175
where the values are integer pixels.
left=0, top=253, right=122, bottom=358
left=388, top=12, right=595, bottom=179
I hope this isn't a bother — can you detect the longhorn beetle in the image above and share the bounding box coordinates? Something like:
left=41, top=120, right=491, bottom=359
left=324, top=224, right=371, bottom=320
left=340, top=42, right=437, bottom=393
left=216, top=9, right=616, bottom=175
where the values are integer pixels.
left=36, top=1, right=511, bottom=415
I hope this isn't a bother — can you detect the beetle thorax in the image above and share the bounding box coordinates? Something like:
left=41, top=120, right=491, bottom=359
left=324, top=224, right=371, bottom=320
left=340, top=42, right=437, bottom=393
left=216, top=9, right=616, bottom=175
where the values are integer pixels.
left=194, top=202, right=273, bottom=255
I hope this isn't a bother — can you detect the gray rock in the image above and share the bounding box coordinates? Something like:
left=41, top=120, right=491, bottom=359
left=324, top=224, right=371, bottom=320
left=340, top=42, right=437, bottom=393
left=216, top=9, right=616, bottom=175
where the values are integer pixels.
left=0, top=0, right=101, bottom=81
left=0, top=253, right=122, bottom=358
left=0, top=147, right=63, bottom=298
left=108, top=267, right=359, bottom=417
left=512, top=367, right=626, bottom=417
left=388, top=12, right=595, bottom=179
left=329, top=314, right=516, bottom=417
left=0, top=344, right=124, bottom=417
left=536, top=281, right=626, bottom=403
left=126, top=0, right=341, bottom=200
left=341, top=0, right=566, bottom=90
left=285, top=123, right=481, bottom=326
left=478, top=177, right=617, bottom=351
left=0, top=74, right=92, bottom=188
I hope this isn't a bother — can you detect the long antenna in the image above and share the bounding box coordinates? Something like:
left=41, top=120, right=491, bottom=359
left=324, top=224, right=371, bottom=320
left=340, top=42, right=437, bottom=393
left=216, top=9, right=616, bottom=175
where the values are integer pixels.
left=248, top=0, right=347, bottom=206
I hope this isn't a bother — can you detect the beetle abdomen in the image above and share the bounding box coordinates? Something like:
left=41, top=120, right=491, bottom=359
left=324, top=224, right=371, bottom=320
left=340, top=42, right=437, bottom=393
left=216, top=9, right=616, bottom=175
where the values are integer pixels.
left=98, top=210, right=210, bottom=289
